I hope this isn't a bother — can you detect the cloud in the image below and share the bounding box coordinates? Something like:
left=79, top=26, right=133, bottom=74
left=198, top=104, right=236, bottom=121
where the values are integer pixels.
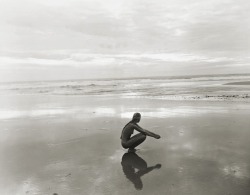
left=1, top=0, right=249, bottom=52
left=0, top=0, right=249, bottom=81
left=0, top=51, right=242, bottom=70
left=1, top=50, right=249, bottom=82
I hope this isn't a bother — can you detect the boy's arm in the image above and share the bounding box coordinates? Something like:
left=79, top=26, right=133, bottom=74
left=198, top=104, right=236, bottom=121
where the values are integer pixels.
left=144, top=129, right=161, bottom=139
left=133, top=124, right=161, bottom=139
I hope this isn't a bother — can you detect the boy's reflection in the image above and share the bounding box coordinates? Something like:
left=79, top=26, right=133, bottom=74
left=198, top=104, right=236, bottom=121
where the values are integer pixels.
left=121, top=152, right=161, bottom=190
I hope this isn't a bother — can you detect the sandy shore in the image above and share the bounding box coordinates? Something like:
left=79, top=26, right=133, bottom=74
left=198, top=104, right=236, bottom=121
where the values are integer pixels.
left=0, top=95, right=250, bottom=195
left=225, top=81, right=250, bottom=85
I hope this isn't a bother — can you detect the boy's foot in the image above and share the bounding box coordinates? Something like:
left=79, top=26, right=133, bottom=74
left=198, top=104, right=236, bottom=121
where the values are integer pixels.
left=154, top=164, right=162, bottom=169
left=128, top=148, right=137, bottom=152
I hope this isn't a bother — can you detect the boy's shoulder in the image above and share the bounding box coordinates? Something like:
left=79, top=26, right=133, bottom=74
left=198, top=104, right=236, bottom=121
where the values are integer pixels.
left=125, top=122, right=136, bottom=129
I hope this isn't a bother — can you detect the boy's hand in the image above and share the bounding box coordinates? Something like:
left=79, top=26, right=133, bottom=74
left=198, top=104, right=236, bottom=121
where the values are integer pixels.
left=154, top=164, right=162, bottom=169
left=155, top=134, right=161, bottom=139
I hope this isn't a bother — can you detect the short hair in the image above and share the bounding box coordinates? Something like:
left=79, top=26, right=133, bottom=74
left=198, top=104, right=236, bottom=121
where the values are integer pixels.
left=132, top=113, right=141, bottom=121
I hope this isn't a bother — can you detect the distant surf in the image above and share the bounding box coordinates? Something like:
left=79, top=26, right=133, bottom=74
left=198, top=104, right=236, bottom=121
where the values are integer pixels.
left=1, top=74, right=250, bottom=101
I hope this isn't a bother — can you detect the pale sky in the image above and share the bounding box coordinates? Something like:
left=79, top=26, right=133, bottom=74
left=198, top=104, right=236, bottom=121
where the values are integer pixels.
left=0, top=0, right=249, bottom=82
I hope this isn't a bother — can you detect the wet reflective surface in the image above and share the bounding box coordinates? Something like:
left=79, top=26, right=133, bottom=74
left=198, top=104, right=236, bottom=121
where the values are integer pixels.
left=121, top=152, right=161, bottom=190
left=0, top=95, right=250, bottom=194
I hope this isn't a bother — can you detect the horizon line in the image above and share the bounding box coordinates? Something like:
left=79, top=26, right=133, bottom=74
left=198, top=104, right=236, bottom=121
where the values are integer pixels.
left=1, top=73, right=250, bottom=84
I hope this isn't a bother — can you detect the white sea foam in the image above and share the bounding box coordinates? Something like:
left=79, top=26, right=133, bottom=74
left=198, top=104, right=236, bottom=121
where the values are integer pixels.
left=1, top=74, right=250, bottom=101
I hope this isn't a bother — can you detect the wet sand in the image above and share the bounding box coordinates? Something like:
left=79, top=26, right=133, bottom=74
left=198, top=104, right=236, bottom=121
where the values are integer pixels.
left=225, top=81, right=250, bottom=85
left=0, top=95, right=250, bottom=195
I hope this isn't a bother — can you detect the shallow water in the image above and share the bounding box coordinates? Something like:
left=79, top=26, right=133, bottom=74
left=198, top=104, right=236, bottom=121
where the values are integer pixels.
left=1, top=74, right=250, bottom=101
left=0, top=95, right=250, bottom=195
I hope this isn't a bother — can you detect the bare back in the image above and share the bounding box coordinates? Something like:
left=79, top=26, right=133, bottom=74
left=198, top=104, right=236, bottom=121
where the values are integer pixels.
left=121, top=123, right=135, bottom=142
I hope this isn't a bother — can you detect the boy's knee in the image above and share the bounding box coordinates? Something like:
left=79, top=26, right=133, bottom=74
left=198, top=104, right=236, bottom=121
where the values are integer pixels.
left=122, top=142, right=129, bottom=149
left=141, top=133, right=146, bottom=140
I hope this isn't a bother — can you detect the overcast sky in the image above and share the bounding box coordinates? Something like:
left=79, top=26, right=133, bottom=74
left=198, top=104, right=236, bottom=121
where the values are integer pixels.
left=0, top=0, right=249, bottom=82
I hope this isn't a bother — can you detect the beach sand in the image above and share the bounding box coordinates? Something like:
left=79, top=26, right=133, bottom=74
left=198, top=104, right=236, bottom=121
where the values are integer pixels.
left=0, top=94, right=250, bottom=195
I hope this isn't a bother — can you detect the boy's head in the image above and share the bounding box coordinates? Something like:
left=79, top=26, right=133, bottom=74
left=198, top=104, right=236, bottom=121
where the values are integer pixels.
left=132, top=112, right=141, bottom=123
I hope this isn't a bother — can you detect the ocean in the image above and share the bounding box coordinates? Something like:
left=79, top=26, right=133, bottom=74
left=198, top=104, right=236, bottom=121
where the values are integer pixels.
left=1, top=74, right=250, bottom=101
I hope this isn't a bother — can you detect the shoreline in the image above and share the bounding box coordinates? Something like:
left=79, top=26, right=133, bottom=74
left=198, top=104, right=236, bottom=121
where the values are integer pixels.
left=1, top=93, right=250, bottom=103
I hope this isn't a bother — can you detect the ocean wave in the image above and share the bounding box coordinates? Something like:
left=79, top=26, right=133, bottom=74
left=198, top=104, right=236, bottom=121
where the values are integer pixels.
left=1, top=74, right=250, bottom=101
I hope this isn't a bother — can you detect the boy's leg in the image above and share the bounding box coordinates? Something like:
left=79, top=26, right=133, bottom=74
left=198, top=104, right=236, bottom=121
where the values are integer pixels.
left=126, top=133, right=146, bottom=149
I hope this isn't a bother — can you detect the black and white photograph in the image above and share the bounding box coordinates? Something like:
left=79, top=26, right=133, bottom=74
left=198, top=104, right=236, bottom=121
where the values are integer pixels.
left=0, top=0, right=250, bottom=194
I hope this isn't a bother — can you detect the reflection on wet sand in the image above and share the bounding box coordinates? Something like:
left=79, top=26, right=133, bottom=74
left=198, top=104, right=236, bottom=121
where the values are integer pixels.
left=1, top=95, right=250, bottom=194
left=121, top=152, right=161, bottom=190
